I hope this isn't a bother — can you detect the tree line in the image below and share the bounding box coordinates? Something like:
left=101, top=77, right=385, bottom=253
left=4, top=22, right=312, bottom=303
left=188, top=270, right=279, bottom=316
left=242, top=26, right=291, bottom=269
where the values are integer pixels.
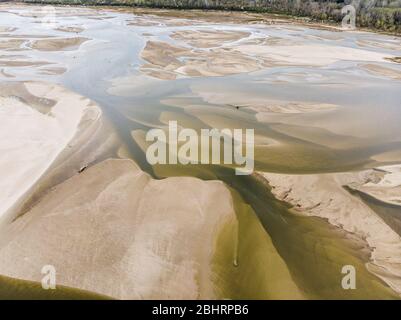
left=20, top=0, right=401, bottom=33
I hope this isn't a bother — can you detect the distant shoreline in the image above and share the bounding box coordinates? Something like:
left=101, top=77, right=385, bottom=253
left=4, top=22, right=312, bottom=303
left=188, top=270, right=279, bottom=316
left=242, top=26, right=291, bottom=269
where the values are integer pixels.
left=13, top=0, right=401, bottom=36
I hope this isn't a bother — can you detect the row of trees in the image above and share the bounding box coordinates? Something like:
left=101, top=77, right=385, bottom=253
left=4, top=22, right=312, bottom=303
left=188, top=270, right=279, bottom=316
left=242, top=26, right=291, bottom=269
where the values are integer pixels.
left=237, top=0, right=401, bottom=32
left=21, top=0, right=401, bottom=32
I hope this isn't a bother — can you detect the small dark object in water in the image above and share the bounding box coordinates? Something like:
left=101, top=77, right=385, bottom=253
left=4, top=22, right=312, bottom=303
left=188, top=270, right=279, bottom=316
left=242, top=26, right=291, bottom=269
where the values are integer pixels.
left=228, top=104, right=241, bottom=110
left=78, top=165, right=88, bottom=173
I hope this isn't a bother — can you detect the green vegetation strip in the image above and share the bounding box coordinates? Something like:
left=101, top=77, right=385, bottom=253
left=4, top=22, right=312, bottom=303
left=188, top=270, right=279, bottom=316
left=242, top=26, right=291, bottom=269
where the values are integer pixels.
left=19, top=0, right=401, bottom=33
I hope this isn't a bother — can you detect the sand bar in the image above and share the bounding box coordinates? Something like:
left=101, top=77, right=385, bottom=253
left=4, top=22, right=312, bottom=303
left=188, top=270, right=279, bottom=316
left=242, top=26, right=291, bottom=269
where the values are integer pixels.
left=0, top=82, right=101, bottom=225
left=261, top=169, right=401, bottom=295
left=0, top=159, right=236, bottom=299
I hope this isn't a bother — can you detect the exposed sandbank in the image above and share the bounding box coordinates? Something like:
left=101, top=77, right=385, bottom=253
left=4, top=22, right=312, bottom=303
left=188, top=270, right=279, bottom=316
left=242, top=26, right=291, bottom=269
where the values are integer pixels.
left=55, top=26, right=84, bottom=34
left=171, top=30, right=251, bottom=48
left=0, top=60, right=50, bottom=67
left=0, top=159, right=236, bottom=299
left=184, top=88, right=339, bottom=116
left=29, top=37, right=89, bottom=51
left=140, top=39, right=260, bottom=79
left=357, top=39, right=401, bottom=51
left=0, top=39, right=26, bottom=51
left=349, top=165, right=401, bottom=206
left=138, top=28, right=399, bottom=80
left=261, top=168, right=401, bottom=295
left=361, top=63, right=401, bottom=81
left=38, top=66, right=67, bottom=75
left=235, top=43, right=394, bottom=66
left=0, top=82, right=102, bottom=226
